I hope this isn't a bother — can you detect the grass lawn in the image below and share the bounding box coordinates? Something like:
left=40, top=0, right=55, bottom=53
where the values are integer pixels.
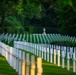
left=0, top=50, right=76, bottom=75
left=0, top=41, right=76, bottom=75
left=21, top=50, right=76, bottom=75
left=42, top=60, right=76, bottom=75
left=0, top=54, right=18, bottom=75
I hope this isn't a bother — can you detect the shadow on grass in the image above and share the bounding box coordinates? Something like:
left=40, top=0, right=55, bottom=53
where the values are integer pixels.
left=42, top=61, right=76, bottom=75
left=24, top=51, right=76, bottom=75
left=0, top=54, right=18, bottom=75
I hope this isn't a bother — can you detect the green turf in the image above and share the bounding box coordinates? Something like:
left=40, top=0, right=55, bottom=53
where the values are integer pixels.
left=42, top=60, right=76, bottom=75
left=0, top=54, right=18, bottom=75
left=0, top=41, right=76, bottom=75
left=22, top=50, right=76, bottom=75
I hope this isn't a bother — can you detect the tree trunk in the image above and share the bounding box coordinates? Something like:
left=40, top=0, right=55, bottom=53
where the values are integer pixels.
left=0, top=11, right=5, bottom=33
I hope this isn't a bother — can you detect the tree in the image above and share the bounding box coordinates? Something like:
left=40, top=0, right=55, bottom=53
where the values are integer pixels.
left=17, top=0, right=44, bottom=33
left=22, top=0, right=43, bottom=19
left=54, top=0, right=76, bottom=36
left=0, top=0, right=18, bottom=33
left=72, top=0, right=76, bottom=12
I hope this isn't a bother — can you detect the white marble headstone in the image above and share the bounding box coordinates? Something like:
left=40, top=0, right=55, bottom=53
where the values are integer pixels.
left=43, top=28, right=46, bottom=34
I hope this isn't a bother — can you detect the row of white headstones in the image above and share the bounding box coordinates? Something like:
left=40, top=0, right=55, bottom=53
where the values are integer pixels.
left=0, top=33, right=76, bottom=73
left=0, top=33, right=76, bottom=44
left=0, top=41, right=43, bottom=75
left=14, top=41, right=76, bottom=73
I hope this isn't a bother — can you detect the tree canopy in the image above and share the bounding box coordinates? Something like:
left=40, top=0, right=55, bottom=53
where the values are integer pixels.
left=0, top=0, right=76, bottom=36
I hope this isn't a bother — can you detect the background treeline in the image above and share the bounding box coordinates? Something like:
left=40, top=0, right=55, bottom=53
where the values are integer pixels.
left=0, top=0, right=76, bottom=36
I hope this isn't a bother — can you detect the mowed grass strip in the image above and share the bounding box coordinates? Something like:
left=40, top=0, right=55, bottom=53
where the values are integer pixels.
left=0, top=49, right=76, bottom=75
left=1, top=40, right=76, bottom=75
left=0, top=54, right=18, bottom=75
left=42, top=60, right=76, bottom=75
left=23, top=50, right=76, bottom=75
